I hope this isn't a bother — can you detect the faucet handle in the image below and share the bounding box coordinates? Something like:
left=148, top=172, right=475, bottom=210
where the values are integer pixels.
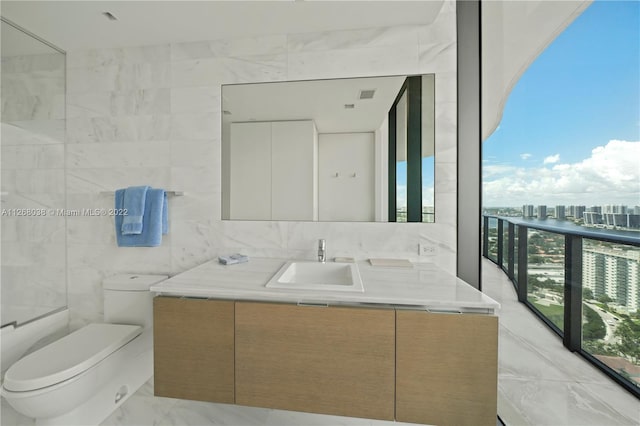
left=318, top=239, right=326, bottom=263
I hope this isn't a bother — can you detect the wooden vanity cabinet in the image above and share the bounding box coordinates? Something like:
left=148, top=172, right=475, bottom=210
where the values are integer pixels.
left=396, top=310, right=498, bottom=426
left=153, top=296, right=235, bottom=403
left=235, top=302, right=396, bottom=420
left=153, top=296, right=498, bottom=424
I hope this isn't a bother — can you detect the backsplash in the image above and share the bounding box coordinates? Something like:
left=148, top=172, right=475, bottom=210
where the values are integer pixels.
left=65, top=1, right=456, bottom=328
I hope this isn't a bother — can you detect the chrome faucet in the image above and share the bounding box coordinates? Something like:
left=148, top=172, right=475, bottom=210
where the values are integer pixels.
left=318, top=239, right=326, bottom=263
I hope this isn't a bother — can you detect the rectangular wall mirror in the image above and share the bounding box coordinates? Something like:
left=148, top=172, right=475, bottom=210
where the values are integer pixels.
left=221, top=74, right=435, bottom=223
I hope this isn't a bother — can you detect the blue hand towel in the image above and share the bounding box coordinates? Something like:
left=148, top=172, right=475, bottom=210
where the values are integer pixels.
left=162, top=191, right=168, bottom=234
left=115, top=188, right=167, bottom=247
left=121, top=186, right=149, bottom=235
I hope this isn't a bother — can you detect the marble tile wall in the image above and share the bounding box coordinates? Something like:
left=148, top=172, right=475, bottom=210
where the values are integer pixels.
left=65, top=0, right=457, bottom=328
left=1, top=50, right=67, bottom=324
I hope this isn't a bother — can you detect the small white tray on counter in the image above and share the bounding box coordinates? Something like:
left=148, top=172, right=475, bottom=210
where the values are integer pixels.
left=368, top=258, right=413, bottom=268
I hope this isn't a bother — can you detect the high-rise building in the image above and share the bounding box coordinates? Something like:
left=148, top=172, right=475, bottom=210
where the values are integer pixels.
left=583, top=245, right=640, bottom=312
left=588, top=206, right=602, bottom=214
left=555, top=205, right=566, bottom=220
left=567, top=205, right=586, bottom=219
left=584, top=211, right=603, bottom=225
left=603, top=213, right=640, bottom=229
left=603, top=205, right=628, bottom=214
left=537, top=205, right=547, bottom=219
left=522, top=205, right=534, bottom=218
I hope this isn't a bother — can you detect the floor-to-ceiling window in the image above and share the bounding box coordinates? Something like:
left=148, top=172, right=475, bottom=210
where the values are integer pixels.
left=482, top=0, right=639, bottom=396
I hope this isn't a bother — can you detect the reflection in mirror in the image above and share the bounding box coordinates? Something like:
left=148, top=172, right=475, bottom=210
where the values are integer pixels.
left=395, top=90, right=408, bottom=222
left=221, top=74, right=435, bottom=222
left=422, top=75, right=435, bottom=223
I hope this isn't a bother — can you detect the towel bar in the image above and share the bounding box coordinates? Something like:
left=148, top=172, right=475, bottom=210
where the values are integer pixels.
left=100, top=191, right=185, bottom=197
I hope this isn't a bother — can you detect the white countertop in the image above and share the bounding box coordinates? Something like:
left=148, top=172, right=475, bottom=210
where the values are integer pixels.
left=150, top=258, right=500, bottom=313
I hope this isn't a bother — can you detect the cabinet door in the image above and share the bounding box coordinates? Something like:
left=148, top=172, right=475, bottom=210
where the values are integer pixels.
left=396, top=311, right=498, bottom=426
left=153, top=297, right=234, bottom=403
left=229, top=122, right=272, bottom=220
left=235, top=302, right=395, bottom=420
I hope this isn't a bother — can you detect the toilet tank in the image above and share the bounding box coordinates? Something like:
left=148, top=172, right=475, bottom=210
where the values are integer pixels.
left=103, top=274, right=168, bottom=328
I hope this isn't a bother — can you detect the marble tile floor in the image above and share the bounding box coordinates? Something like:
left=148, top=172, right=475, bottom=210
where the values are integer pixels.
left=2, top=259, right=638, bottom=426
left=1, top=380, right=418, bottom=426
left=482, top=259, right=640, bottom=426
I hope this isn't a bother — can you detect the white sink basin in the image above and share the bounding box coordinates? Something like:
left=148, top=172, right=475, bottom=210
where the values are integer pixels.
left=266, top=261, right=364, bottom=292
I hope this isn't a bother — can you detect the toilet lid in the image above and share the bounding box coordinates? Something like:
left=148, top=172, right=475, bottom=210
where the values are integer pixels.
left=3, top=323, right=142, bottom=392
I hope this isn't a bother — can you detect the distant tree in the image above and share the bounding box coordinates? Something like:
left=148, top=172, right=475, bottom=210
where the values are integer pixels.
left=614, top=319, right=640, bottom=364
left=529, top=255, right=545, bottom=263
left=583, top=339, right=618, bottom=356
left=597, top=294, right=613, bottom=304
left=583, top=288, right=594, bottom=300
left=529, top=233, right=544, bottom=244
left=583, top=305, right=606, bottom=340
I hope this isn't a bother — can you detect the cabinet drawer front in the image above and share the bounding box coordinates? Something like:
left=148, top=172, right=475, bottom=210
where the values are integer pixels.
left=396, top=311, right=498, bottom=426
left=236, top=302, right=395, bottom=420
left=153, top=297, right=235, bottom=403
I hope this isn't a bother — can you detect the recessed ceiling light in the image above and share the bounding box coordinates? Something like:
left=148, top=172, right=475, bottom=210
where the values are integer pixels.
left=344, top=104, right=355, bottom=109
left=102, top=12, right=118, bottom=21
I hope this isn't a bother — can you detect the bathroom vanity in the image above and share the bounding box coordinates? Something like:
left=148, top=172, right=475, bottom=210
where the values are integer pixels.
left=150, top=258, right=499, bottom=426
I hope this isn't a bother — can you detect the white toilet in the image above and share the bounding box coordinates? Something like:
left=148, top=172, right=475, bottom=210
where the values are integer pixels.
left=1, top=274, right=167, bottom=426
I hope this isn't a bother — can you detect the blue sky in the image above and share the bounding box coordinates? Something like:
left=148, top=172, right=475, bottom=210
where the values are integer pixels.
left=395, top=158, right=434, bottom=209
left=483, top=0, right=640, bottom=207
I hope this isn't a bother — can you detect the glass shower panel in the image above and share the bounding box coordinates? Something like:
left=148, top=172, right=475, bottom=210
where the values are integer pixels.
left=1, top=19, right=67, bottom=326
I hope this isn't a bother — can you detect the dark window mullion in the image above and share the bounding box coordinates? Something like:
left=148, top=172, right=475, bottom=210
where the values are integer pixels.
left=508, top=222, right=515, bottom=280
left=517, top=226, right=528, bottom=303
left=388, top=106, right=397, bottom=222
left=497, top=219, right=504, bottom=267
left=564, top=234, right=583, bottom=352
left=406, top=76, right=422, bottom=222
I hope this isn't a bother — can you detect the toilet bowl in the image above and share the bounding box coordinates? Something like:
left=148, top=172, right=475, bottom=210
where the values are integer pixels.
left=1, top=274, right=167, bottom=426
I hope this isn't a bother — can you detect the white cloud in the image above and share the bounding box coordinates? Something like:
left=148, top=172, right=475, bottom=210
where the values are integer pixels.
left=543, top=154, right=560, bottom=164
left=422, top=185, right=434, bottom=207
left=396, top=184, right=407, bottom=208
left=520, top=153, right=532, bottom=160
left=483, top=140, right=640, bottom=206
left=483, top=164, right=518, bottom=179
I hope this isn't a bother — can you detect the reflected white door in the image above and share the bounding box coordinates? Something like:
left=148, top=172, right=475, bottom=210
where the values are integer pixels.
left=318, top=133, right=375, bottom=222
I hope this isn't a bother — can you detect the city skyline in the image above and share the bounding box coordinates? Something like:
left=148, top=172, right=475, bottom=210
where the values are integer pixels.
left=485, top=203, right=640, bottom=213
left=483, top=1, right=640, bottom=207
left=485, top=202, right=640, bottom=230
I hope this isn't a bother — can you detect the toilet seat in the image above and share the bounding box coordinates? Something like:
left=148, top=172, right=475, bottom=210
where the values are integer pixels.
left=3, top=323, right=141, bottom=392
